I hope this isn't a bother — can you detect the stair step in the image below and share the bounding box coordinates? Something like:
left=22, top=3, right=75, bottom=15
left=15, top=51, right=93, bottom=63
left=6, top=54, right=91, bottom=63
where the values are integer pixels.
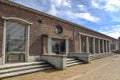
left=67, top=60, right=80, bottom=64
left=0, top=64, right=51, bottom=74
left=67, top=57, right=84, bottom=67
left=67, top=58, right=77, bottom=61
left=0, top=66, right=53, bottom=78
left=67, top=62, right=83, bottom=67
left=0, top=61, right=46, bottom=70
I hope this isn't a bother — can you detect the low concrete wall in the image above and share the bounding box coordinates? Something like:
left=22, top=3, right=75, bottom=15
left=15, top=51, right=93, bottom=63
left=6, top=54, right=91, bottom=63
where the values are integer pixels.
left=90, top=53, right=114, bottom=61
left=68, top=52, right=90, bottom=63
left=28, top=56, right=40, bottom=62
left=41, top=54, right=67, bottom=70
left=41, top=54, right=66, bottom=69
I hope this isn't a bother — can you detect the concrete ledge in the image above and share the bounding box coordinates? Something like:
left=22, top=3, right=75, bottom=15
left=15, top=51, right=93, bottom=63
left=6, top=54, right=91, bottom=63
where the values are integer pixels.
left=28, top=56, right=40, bottom=62
left=68, top=52, right=90, bottom=63
left=41, top=54, right=67, bottom=70
left=90, top=53, right=114, bottom=61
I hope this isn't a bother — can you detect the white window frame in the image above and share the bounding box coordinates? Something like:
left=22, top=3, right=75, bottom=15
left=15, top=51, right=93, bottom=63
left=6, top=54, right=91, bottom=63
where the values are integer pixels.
left=48, top=37, right=69, bottom=56
left=2, top=16, right=32, bottom=64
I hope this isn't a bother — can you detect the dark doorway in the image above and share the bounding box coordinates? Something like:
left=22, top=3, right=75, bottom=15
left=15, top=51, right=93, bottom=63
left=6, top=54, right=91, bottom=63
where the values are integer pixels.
left=52, top=38, right=66, bottom=54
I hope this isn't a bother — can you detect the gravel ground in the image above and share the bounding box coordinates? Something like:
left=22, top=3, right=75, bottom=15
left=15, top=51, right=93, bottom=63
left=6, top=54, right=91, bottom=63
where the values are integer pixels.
left=2, top=54, right=120, bottom=80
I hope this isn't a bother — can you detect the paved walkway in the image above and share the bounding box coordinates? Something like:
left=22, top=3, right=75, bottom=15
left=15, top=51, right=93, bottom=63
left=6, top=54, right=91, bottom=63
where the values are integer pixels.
left=2, top=54, right=120, bottom=80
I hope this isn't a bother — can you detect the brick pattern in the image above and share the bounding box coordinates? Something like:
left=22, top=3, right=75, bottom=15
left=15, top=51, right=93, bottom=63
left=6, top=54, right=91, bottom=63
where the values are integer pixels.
left=0, top=2, right=73, bottom=55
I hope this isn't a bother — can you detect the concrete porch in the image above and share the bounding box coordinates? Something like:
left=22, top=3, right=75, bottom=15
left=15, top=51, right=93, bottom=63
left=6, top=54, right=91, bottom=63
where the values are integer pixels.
left=40, top=52, right=115, bottom=69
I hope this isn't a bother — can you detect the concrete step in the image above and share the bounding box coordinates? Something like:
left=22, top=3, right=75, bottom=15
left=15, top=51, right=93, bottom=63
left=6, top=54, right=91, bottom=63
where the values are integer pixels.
left=0, top=66, right=53, bottom=78
left=0, top=61, right=54, bottom=78
left=66, top=57, right=84, bottom=67
left=67, top=61, right=83, bottom=67
left=67, top=58, right=78, bottom=61
left=0, top=61, right=46, bottom=70
left=0, top=64, right=51, bottom=74
left=67, top=60, right=80, bottom=64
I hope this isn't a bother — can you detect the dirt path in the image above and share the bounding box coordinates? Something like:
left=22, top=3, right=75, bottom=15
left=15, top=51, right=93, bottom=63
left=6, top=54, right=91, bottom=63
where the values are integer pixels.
left=2, top=54, right=120, bottom=80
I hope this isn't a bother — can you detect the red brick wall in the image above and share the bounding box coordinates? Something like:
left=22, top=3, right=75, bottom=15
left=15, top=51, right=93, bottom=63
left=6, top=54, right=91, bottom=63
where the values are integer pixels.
left=0, top=2, right=73, bottom=55
left=0, top=1, right=118, bottom=56
left=0, top=2, right=43, bottom=56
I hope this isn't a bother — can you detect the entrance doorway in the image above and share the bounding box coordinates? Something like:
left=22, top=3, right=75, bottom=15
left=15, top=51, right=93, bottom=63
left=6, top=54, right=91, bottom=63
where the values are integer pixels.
left=52, top=38, right=66, bottom=54
left=5, top=21, right=27, bottom=63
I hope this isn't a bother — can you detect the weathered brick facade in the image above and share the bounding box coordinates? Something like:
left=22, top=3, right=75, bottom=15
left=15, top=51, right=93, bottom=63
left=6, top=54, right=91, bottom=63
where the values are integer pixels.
left=0, top=0, right=118, bottom=59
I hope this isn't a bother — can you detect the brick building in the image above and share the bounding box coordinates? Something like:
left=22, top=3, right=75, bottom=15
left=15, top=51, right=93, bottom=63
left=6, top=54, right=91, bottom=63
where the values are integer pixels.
left=0, top=0, right=119, bottom=78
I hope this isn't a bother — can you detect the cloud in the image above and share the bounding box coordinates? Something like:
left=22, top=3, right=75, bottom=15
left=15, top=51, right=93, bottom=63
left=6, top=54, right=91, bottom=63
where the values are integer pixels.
left=50, top=0, right=71, bottom=7
left=47, top=0, right=100, bottom=23
left=91, top=0, right=120, bottom=12
left=48, top=4, right=58, bottom=16
left=103, top=0, right=120, bottom=12
left=66, top=11, right=100, bottom=22
left=62, top=0, right=71, bottom=7
left=99, top=25, right=120, bottom=39
left=48, top=0, right=72, bottom=15
left=77, top=4, right=87, bottom=11
left=91, top=0, right=100, bottom=8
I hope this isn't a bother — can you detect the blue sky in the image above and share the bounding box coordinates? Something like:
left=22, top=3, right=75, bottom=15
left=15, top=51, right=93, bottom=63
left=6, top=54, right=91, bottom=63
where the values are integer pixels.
left=10, top=0, right=120, bottom=39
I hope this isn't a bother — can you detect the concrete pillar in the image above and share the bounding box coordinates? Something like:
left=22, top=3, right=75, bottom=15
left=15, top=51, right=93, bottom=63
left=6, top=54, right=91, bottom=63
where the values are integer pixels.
left=102, top=40, right=104, bottom=53
left=106, top=40, right=108, bottom=53
left=86, top=36, right=89, bottom=53
left=79, top=35, right=82, bottom=53
left=48, top=38, right=52, bottom=54
left=2, top=20, right=7, bottom=65
left=109, top=41, right=111, bottom=53
left=93, top=38, right=95, bottom=54
left=26, top=25, right=30, bottom=62
left=98, top=39, right=100, bottom=53
left=66, top=39, right=69, bottom=56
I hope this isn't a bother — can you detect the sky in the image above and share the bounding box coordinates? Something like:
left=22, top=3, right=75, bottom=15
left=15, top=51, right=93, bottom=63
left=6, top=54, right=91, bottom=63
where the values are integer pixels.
left=10, top=0, right=120, bottom=39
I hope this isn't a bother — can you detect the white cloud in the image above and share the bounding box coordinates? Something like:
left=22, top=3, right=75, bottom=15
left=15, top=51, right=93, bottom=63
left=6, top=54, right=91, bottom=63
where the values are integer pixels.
left=49, top=4, right=58, bottom=16
left=63, top=0, right=71, bottom=7
left=51, top=0, right=62, bottom=6
left=91, top=0, right=100, bottom=8
left=48, top=0, right=100, bottom=22
left=103, top=0, right=120, bottom=12
left=66, top=11, right=100, bottom=22
left=48, top=0, right=71, bottom=15
left=99, top=25, right=120, bottom=39
left=77, top=4, right=87, bottom=11
left=50, top=0, right=71, bottom=7
left=91, top=0, right=120, bottom=12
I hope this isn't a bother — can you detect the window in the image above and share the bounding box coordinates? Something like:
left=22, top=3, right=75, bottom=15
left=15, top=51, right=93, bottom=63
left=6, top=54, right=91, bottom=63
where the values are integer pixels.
left=55, top=25, right=63, bottom=35
left=52, top=38, right=66, bottom=54
left=6, top=21, right=26, bottom=52
left=5, top=20, right=27, bottom=62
